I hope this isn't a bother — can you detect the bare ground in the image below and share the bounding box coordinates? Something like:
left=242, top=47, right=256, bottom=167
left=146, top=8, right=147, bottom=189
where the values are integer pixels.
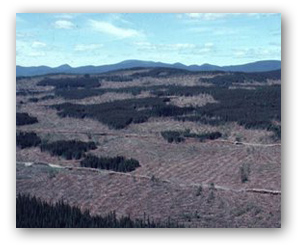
left=16, top=163, right=280, bottom=228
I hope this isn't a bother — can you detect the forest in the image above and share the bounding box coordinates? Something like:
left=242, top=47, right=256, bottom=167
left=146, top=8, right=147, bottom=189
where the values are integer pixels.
left=123, top=67, right=223, bottom=78
left=80, top=154, right=140, bottom=172
left=27, top=95, right=55, bottom=102
left=37, top=77, right=101, bottom=89
left=200, top=69, right=281, bottom=86
left=51, top=85, right=280, bottom=138
left=40, top=140, right=97, bottom=160
left=16, top=131, right=41, bottom=149
left=16, top=194, right=183, bottom=228
left=156, top=85, right=281, bottom=138
left=54, top=85, right=165, bottom=99
left=102, top=75, right=133, bottom=82
left=161, top=130, right=222, bottom=143
left=16, top=112, right=38, bottom=126
left=194, top=85, right=281, bottom=136
left=52, top=97, right=194, bottom=129
left=161, top=131, right=185, bottom=143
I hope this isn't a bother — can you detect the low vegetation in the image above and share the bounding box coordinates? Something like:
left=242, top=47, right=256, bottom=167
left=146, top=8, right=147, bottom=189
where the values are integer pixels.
left=240, top=163, right=251, bottom=183
left=40, top=140, right=97, bottom=160
left=80, top=154, right=140, bottom=173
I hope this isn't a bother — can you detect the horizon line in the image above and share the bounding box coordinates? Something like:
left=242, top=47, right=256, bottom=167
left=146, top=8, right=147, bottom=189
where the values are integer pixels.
left=16, top=59, right=281, bottom=68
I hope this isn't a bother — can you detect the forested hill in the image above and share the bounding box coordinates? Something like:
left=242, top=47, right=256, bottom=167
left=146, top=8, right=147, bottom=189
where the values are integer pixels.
left=16, top=60, right=281, bottom=77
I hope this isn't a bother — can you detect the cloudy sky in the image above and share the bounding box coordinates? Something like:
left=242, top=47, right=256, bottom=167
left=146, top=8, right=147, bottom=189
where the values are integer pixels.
left=16, top=13, right=281, bottom=67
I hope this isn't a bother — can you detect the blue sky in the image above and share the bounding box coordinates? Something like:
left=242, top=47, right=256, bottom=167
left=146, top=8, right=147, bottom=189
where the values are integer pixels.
left=16, top=13, right=281, bottom=67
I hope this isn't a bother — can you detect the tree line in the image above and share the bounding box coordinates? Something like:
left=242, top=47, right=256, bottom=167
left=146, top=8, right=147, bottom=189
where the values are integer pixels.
left=161, top=130, right=222, bottom=143
left=156, top=85, right=281, bottom=139
left=54, top=85, right=165, bottom=100
left=16, top=112, right=38, bottom=126
left=200, top=69, right=281, bottom=86
left=37, top=77, right=101, bottom=89
left=80, top=154, right=140, bottom=172
left=40, top=140, right=97, bottom=160
left=50, top=84, right=280, bottom=138
left=17, top=131, right=41, bottom=149
left=52, top=97, right=194, bottom=129
left=16, top=193, right=183, bottom=228
left=27, top=95, right=55, bottom=103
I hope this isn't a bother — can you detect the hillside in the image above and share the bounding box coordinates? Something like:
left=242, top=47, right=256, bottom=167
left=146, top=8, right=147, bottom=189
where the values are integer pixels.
left=16, top=60, right=281, bottom=77
left=16, top=67, right=281, bottom=227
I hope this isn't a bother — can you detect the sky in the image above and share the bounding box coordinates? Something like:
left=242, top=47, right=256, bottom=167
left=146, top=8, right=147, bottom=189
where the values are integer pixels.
left=16, top=13, right=281, bottom=67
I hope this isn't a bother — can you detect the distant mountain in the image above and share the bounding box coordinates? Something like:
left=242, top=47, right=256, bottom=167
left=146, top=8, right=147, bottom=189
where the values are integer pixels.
left=221, top=60, right=282, bottom=73
left=16, top=60, right=281, bottom=77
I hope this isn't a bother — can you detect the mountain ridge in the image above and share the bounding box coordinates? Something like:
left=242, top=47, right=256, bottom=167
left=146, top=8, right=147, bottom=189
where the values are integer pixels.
left=16, top=60, right=281, bottom=77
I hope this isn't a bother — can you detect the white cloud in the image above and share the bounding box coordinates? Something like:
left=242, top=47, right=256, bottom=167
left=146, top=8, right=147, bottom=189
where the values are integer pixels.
left=189, top=26, right=237, bottom=36
left=27, top=51, right=46, bottom=57
left=188, top=27, right=210, bottom=33
left=194, top=46, right=214, bottom=55
left=233, top=47, right=281, bottom=59
left=246, top=13, right=280, bottom=18
left=269, top=42, right=281, bottom=47
left=32, top=41, right=47, bottom=48
left=16, top=32, right=35, bottom=39
left=74, top=44, right=103, bottom=51
left=109, top=13, right=132, bottom=25
left=204, top=42, right=214, bottom=48
left=54, top=20, right=75, bottom=29
left=134, top=42, right=216, bottom=56
left=196, top=48, right=211, bottom=54
left=135, top=42, right=196, bottom=51
left=185, top=13, right=229, bottom=21
left=55, top=14, right=76, bottom=19
left=184, top=13, right=279, bottom=21
left=16, top=40, right=46, bottom=57
left=16, top=40, right=47, bottom=59
left=89, top=20, right=141, bottom=38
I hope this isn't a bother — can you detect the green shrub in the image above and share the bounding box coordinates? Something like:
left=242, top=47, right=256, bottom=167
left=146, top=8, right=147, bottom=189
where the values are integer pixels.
left=240, top=163, right=251, bottom=183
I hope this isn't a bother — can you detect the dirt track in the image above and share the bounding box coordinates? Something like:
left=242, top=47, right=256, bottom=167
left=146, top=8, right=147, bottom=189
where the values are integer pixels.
left=17, top=161, right=281, bottom=196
